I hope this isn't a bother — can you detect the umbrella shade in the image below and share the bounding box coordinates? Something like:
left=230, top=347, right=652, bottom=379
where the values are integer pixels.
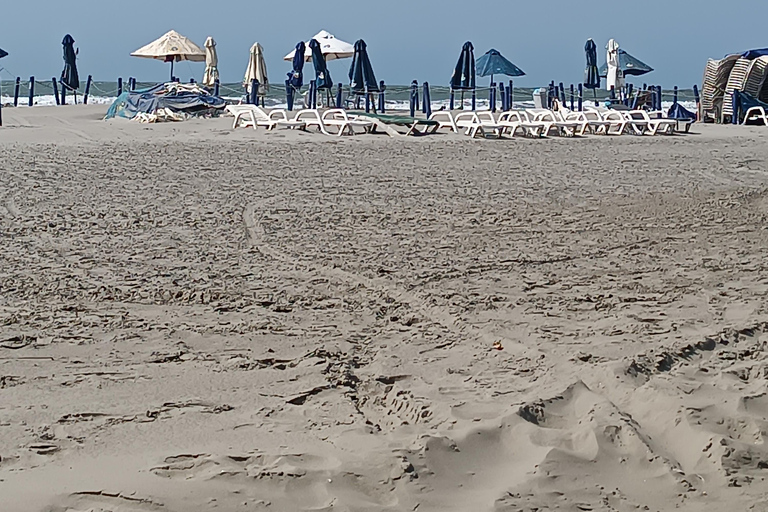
left=244, top=42, right=269, bottom=94
left=0, top=48, right=7, bottom=59
left=284, top=30, right=355, bottom=62
left=584, top=39, right=600, bottom=89
left=599, top=49, right=653, bottom=77
left=475, top=49, right=525, bottom=78
left=309, top=39, right=332, bottom=90
left=450, top=42, right=475, bottom=90
left=131, top=30, right=206, bottom=62
left=202, top=37, right=219, bottom=87
left=60, top=34, right=79, bottom=90
left=348, top=39, right=379, bottom=93
left=287, top=42, right=305, bottom=89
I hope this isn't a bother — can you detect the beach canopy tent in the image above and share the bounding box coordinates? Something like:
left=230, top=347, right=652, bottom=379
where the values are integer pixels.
left=244, top=42, right=269, bottom=94
left=202, top=37, right=218, bottom=87
left=61, top=34, right=79, bottom=91
left=0, top=48, right=7, bottom=59
left=105, top=82, right=225, bottom=120
left=287, top=41, right=306, bottom=89
left=309, top=39, right=332, bottom=89
left=599, top=47, right=653, bottom=78
left=284, top=30, right=354, bottom=62
left=475, top=49, right=524, bottom=84
left=451, top=42, right=475, bottom=90
left=131, top=30, right=206, bottom=80
left=349, top=39, right=379, bottom=93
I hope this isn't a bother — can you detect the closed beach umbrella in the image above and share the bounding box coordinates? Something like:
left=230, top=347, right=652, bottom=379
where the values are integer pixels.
left=584, top=39, right=600, bottom=89
left=287, top=41, right=305, bottom=89
left=348, top=39, right=379, bottom=93
left=450, top=42, right=475, bottom=90
left=244, top=42, right=269, bottom=94
left=0, top=48, right=7, bottom=59
left=61, top=34, right=79, bottom=91
left=309, top=39, right=332, bottom=89
left=605, top=38, right=625, bottom=92
left=130, top=30, right=206, bottom=80
left=284, top=30, right=354, bottom=62
left=475, top=48, right=525, bottom=85
left=202, top=37, right=219, bottom=87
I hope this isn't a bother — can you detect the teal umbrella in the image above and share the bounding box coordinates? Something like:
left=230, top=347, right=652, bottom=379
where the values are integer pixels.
left=475, top=49, right=525, bottom=85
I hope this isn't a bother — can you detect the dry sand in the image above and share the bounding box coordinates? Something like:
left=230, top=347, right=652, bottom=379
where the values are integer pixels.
left=2, top=106, right=768, bottom=511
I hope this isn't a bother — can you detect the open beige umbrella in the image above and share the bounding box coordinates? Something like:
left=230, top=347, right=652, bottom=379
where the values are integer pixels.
left=244, top=42, right=269, bottom=96
left=131, top=30, right=206, bottom=80
left=202, top=37, right=219, bottom=87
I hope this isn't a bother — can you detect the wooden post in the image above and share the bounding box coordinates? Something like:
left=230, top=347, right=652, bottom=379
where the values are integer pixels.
left=378, top=80, right=385, bottom=113
left=410, top=82, right=417, bottom=117
left=609, top=86, right=615, bottom=100
left=13, top=77, right=20, bottom=107
left=83, top=75, right=92, bottom=104
left=508, top=80, right=513, bottom=110
left=28, top=76, right=35, bottom=107
left=578, top=84, right=583, bottom=111
left=336, top=83, right=342, bottom=109
left=449, top=89, right=455, bottom=110
left=569, top=84, right=574, bottom=110
left=732, top=91, right=739, bottom=124
left=499, top=82, right=506, bottom=111
left=117, top=77, right=123, bottom=96
left=673, top=86, right=678, bottom=106
left=61, top=84, right=66, bottom=105
left=471, top=87, right=476, bottom=111
left=285, top=80, right=293, bottom=111
left=52, top=78, right=60, bottom=105
left=214, top=78, right=220, bottom=97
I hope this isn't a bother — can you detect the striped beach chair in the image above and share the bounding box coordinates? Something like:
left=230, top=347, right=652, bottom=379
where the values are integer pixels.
left=701, top=54, right=739, bottom=122
left=721, top=58, right=755, bottom=122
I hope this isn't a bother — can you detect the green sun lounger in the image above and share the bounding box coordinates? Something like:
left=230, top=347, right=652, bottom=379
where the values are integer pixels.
left=348, top=111, right=439, bottom=136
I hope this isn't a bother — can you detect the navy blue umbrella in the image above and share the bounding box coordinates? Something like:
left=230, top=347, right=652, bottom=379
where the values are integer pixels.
left=309, top=38, right=332, bottom=90
left=61, top=34, right=79, bottom=90
left=0, top=48, right=7, bottom=59
left=475, top=49, right=524, bottom=85
left=348, top=39, right=379, bottom=93
left=287, top=41, right=305, bottom=89
left=450, top=42, right=475, bottom=90
left=584, top=39, right=600, bottom=89
left=598, top=49, right=653, bottom=78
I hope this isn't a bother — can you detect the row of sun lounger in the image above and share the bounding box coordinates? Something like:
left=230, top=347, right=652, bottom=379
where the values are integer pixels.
left=226, top=104, right=690, bottom=138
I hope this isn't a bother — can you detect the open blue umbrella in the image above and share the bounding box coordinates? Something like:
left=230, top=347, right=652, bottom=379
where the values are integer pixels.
left=61, top=34, right=79, bottom=90
left=309, top=38, right=332, bottom=90
left=598, top=49, right=653, bottom=78
left=475, top=49, right=524, bottom=85
left=450, top=42, right=475, bottom=90
left=348, top=39, right=379, bottom=93
left=0, top=48, right=7, bottom=59
left=287, top=41, right=305, bottom=89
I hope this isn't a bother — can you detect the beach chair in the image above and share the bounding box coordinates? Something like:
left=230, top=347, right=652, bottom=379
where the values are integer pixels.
left=626, top=110, right=677, bottom=135
left=528, top=110, right=582, bottom=137
left=496, top=111, right=546, bottom=137
left=428, top=111, right=459, bottom=133
left=738, top=91, right=768, bottom=126
left=292, top=109, right=373, bottom=136
left=351, top=112, right=440, bottom=136
left=564, top=110, right=612, bottom=134
left=227, top=104, right=304, bottom=131
left=584, top=108, right=628, bottom=135
left=454, top=112, right=503, bottom=138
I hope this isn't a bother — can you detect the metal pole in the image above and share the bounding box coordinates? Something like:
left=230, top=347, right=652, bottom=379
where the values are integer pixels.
left=336, top=83, right=342, bottom=108
left=578, top=84, right=583, bottom=111
left=379, top=80, right=385, bottom=113
left=52, top=78, right=60, bottom=105
left=424, top=82, right=432, bottom=118
left=499, top=82, right=505, bottom=111
left=28, top=76, right=35, bottom=107
left=250, top=79, right=258, bottom=105
left=117, top=77, right=123, bottom=96
left=170, top=61, right=174, bottom=81
left=83, top=75, right=92, bottom=104
left=13, top=77, right=20, bottom=107
left=569, top=84, right=574, bottom=110
left=214, top=79, right=220, bottom=97
left=450, top=89, right=455, bottom=110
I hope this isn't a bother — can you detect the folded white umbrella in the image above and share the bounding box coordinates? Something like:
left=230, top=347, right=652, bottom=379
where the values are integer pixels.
left=283, top=30, right=354, bottom=62
left=606, top=38, right=625, bottom=93
left=244, top=42, right=269, bottom=94
left=131, top=30, right=206, bottom=80
left=202, top=36, right=219, bottom=87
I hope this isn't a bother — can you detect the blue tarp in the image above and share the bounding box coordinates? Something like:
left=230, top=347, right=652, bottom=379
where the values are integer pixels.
left=740, top=48, right=768, bottom=60
left=61, top=34, right=79, bottom=90
left=288, top=42, right=305, bottom=89
left=309, top=39, right=332, bottom=90
left=104, top=83, right=225, bottom=120
left=599, top=49, right=653, bottom=77
left=475, top=49, right=524, bottom=79
left=450, top=42, right=475, bottom=90
left=584, top=39, right=600, bottom=89
left=349, top=39, right=379, bottom=92
left=667, top=103, right=696, bottom=121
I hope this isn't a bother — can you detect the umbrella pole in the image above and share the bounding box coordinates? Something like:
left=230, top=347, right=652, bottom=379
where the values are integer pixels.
left=170, top=61, right=174, bottom=81
left=593, top=88, right=598, bottom=107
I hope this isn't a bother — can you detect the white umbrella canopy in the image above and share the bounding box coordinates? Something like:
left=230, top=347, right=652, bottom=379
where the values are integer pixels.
left=244, top=42, right=269, bottom=94
left=131, top=30, right=206, bottom=80
left=283, top=30, right=354, bottom=62
left=202, top=36, right=219, bottom=87
left=605, top=38, right=624, bottom=92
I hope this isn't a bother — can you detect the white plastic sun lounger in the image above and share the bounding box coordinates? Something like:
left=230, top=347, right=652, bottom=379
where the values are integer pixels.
left=496, top=111, right=547, bottom=137
left=564, top=110, right=613, bottom=134
left=744, top=105, right=768, bottom=125
left=291, top=109, right=372, bottom=136
left=623, top=110, right=676, bottom=135
left=454, top=112, right=503, bottom=138
left=428, top=111, right=459, bottom=133
left=227, top=104, right=303, bottom=131
left=528, top=110, right=582, bottom=137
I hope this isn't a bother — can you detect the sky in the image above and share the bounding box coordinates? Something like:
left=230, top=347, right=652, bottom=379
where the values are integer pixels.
left=2, top=0, right=768, bottom=88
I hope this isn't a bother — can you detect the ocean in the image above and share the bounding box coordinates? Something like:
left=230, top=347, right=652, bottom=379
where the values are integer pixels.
left=0, top=80, right=699, bottom=112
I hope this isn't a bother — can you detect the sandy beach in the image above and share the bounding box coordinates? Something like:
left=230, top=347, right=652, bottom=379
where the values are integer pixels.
left=2, top=106, right=768, bottom=511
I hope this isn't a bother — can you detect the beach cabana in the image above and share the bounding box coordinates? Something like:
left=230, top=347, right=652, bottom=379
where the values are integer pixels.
left=475, top=49, right=524, bottom=85
left=202, top=37, right=219, bottom=87
left=283, top=30, right=354, bottom=62
left=131, top=30, right=206, bottom=80
left=244, top=42, right=269, bottom=99
left=61, top=34, right=79, bottom=93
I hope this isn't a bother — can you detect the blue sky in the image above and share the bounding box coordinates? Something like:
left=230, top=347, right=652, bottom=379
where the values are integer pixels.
left=2, top=0, right=768, bottom=87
